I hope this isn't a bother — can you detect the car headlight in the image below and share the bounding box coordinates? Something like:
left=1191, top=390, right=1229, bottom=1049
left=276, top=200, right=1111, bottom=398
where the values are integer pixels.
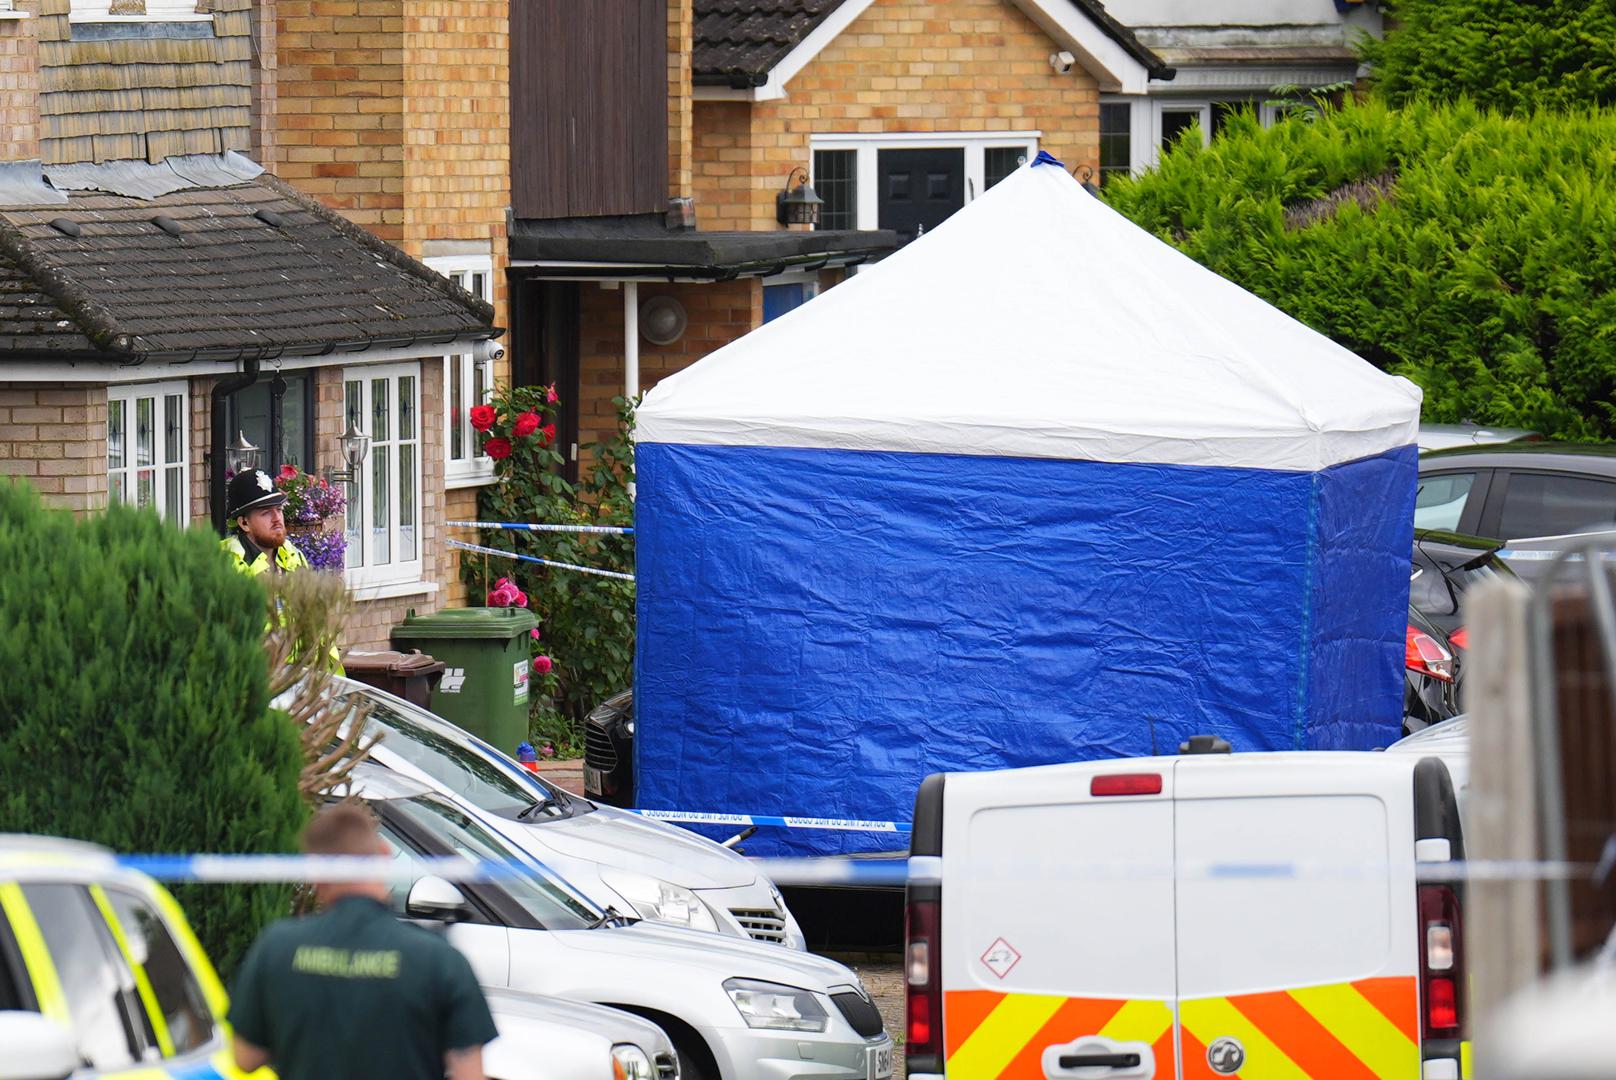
left=600, top=868, right=719, bottom=933
left=611, top=1044, right=655, bottom=1080
left=723, top=978, right=829, bottom=1032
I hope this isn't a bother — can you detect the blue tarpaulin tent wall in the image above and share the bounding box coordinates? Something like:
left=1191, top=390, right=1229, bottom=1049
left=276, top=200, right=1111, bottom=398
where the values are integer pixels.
left=633, top=160, right=1422, bottom=856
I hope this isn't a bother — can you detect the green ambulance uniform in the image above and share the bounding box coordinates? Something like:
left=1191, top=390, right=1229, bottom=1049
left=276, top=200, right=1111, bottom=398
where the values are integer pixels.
left=228, top=895, right=497, bottom=1080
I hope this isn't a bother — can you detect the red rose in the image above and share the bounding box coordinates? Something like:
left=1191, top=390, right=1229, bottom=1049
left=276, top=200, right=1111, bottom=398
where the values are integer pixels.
left=512, top=411, right=541, bottom=438
left=469, top=404, right=497, bottom=432
left=485, top=437, right=512, bottom=460
left=278, top=464, right=298, bottom=480
left=541, top=423, right=557, bottom=445
left=532, top=655, right=553, bottom=675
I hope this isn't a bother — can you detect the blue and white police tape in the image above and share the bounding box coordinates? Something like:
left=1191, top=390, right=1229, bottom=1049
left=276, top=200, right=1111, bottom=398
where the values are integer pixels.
left=627, top=808, right=912, bottom=834
left=449, top=520, right=634, bottom=537
left=84, top=854, right=1599, bottom=889
left=447, top=539, right=635, bottom=582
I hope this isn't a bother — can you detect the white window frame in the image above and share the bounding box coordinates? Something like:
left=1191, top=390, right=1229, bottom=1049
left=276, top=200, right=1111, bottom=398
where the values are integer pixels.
left=107, top=380, right=189, bottom=526
left=342, top=361, right=424, bottom=591
left=425, top=254, right=497, bottom=489
left=1105, top=95, right=1292, bottom=176
left=810, top=131, right=1041, bottom=231
left=69, top=0, right=212, bottom=23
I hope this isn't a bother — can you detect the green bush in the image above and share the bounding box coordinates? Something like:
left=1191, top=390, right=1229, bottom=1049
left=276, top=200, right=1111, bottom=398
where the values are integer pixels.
left=0, top=482, right=305, bottom=976
left=1361, top=0, right=1616, bottom=114
left=1103, top=98, right=1616, bottom=439
left=464, top=388, right=636, bottom=748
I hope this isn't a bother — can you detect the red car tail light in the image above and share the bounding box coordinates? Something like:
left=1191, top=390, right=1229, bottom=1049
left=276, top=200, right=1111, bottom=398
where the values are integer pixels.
left=1406, top=625, right=1455, bottom=683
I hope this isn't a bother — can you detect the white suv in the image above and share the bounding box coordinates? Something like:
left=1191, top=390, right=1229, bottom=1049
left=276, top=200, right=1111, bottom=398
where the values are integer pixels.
left=320, top=677, right=805, bottom=948
left=352, top=765, right=893, bottom=1080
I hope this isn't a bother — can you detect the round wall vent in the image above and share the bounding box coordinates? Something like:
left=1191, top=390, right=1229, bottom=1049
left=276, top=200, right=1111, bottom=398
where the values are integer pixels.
left=639, top=295, right=687, bottom=346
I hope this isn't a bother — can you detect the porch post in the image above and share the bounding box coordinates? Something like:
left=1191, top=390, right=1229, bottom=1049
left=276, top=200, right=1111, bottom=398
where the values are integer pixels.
left=623, top=280, right=640, bottom=400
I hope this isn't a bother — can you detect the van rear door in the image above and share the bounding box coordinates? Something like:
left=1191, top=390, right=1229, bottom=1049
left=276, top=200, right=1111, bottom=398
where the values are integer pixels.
left=1172, top=755, right=1422, bottom=1080
left=940, top=763, right=1178, bottom=1080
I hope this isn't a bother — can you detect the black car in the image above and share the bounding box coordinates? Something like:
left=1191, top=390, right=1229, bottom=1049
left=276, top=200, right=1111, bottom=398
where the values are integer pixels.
left=1416, top=443, right=1616, bottom=542
left=582, top=689, right=634, bottom=807
left=1410, top=529, right=1517, bottom=643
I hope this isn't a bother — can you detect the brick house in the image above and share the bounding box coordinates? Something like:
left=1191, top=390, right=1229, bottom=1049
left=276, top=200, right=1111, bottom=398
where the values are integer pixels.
left=506, top=0, right=1172, bottom=457
left=256, top=0, right=513, bottom=629
left=0, top=0, right=497, bottom=650
left=1098, top=0, right=1383, bottom=181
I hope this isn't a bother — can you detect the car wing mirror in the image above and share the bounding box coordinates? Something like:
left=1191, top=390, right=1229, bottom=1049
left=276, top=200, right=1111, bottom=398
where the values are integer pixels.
left=406, top=875, right=471, bottom=921
left=0, top=1011, right=81, bottom=1080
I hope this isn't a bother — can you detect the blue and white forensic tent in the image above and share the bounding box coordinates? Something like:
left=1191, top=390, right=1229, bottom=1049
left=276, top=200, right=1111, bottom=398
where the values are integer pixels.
left=633, top=158, right=1423, bottom=855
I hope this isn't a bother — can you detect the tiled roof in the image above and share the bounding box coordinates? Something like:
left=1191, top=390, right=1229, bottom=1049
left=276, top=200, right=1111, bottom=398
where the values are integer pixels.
left=691, top=0, right=1171, bottom=84
left=0, top=251, right=93, bottom=354
left=0, top=175, right=494, bottom=361
left=693, top=0, right=848, bottom=85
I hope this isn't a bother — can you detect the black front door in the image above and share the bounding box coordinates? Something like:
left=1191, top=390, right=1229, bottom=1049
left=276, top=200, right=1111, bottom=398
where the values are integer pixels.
left=510, top=278, right=581, bottom=484
left=877, top=147, right=965, bottom=244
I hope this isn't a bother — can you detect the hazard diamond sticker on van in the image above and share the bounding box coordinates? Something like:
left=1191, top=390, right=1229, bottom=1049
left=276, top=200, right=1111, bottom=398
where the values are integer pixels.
left=980, top=938, right=1021, bottom=979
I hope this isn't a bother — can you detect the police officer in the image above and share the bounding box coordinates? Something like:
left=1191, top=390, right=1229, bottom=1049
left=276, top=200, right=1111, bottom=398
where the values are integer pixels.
left=220, top=468, right=311, bottom=575
left=229, top=804, right=497, bottom=1080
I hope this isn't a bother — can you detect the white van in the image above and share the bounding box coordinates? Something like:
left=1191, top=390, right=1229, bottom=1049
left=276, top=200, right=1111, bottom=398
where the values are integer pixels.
left=903, top=749, right=1466, bottom=1080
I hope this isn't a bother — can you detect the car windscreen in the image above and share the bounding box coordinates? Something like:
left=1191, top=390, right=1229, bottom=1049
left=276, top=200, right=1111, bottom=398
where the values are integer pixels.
left=388, top=795, right=597, bottom=930
left=353, top=695, right=543, bottom=820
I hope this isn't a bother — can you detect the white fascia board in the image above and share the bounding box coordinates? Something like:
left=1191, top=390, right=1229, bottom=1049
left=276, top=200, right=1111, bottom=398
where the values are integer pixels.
left=693, top=0, right=879, bottom=103
left=6, top=340, right=489, bottom=383
left=1010, top=0, right=1153, bottom=94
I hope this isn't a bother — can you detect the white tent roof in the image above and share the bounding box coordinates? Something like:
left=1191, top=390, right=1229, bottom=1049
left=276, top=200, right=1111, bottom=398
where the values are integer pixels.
left=637, top=159, right=1421, bottom=472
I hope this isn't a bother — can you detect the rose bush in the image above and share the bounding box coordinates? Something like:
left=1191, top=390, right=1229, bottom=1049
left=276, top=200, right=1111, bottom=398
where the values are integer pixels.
left=461, top=387, right=636, bottom=756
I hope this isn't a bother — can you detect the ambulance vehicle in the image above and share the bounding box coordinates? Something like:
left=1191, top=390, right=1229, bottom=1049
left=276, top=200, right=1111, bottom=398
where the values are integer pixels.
left=903, top=750, right=1466, bottom=1080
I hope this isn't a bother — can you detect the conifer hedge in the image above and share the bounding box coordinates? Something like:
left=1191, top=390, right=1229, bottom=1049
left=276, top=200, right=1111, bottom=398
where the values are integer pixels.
left=1104, top=99, right=1616, bottom=440
left=0, top=482, right=305, bottom=976
left=1361, top=0, right=1616, bottom=114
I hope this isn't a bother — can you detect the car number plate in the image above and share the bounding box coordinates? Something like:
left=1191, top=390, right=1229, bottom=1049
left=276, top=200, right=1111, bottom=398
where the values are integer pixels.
left=582, top=765, right=605, bottom=794
left=868, top=1043, right=893, bottom=1080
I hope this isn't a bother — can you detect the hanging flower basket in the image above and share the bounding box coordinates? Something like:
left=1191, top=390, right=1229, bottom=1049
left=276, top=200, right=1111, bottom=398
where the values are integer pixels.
left=276, top=466, right=348, bottom=572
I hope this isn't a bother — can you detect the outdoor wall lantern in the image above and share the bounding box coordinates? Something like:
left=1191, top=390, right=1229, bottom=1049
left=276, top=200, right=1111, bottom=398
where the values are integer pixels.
left=640, top=294, right=688, bottom=346
left=322, top=422, right=372, bottom=488
left=776, top=166, right=824, bottom=227
left=224, top=430, right=261, bottom=475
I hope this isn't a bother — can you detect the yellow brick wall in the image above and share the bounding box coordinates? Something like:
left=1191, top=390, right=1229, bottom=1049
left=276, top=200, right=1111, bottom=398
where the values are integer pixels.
left=0, top=384, right=108, bottom=515
left=576, top=279, right=761, bottom=451
left=0, top=0, right=40, bottom=161
left=667, top=0, right=692, bottom=201
left=274, top=0, right=406, bottom=241
left=694, top=0, right=1101, bottom=231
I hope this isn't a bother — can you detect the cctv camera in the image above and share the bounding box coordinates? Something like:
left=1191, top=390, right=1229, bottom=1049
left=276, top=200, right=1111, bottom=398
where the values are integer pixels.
left=1050, top=50, right=1075, bottom=75
left=473, top=339, right=506, bottom=364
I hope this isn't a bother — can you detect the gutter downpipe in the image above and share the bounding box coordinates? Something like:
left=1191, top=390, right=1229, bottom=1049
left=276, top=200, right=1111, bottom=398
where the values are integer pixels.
left=211, top=357, right=261, bottom=535
left=623, top=280, right=639, bottom=400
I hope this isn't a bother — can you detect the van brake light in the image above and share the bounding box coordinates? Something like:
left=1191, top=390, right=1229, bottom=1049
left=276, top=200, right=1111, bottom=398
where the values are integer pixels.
left=1418, top=884, right=1465, bottom=1040
left=905, top=897, right=942, bottom=1062
left=1091, top=773, right=1163, bottom=797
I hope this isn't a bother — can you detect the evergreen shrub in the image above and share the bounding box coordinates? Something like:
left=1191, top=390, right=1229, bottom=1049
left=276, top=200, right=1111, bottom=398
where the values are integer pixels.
left=1361, top=0, right=1616, bottom=114
left=1104, top=99, right=1616, bottom=439
left=0, top=482, right=305, bottom=976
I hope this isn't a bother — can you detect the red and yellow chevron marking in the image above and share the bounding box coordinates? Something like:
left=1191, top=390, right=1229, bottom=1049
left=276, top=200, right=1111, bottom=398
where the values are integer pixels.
left=942, top=978, right=1418, bottom=1080
left=1179, top=977, right=1419, bottom=1079
left=944, top=990, right=1174, bottom=1080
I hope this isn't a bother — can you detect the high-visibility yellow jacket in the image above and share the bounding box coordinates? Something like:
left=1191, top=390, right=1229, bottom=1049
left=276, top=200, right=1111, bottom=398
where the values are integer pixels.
left=221, top=533, right=342, bottom=673
left=221, top=534, right=311, bottom=576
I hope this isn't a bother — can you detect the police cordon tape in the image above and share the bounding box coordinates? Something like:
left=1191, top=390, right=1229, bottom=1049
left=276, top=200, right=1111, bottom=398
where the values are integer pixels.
left=448, top=520, right=635, bottom=537
left=446, top=539, right=636, bottom=582
left=88, top=853, right=1601, bottom=889
left=625, top=808, right=912, bottom=834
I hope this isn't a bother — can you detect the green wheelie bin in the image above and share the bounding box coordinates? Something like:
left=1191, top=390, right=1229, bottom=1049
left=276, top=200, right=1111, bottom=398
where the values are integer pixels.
left=390, top=606, right=539, bottom=757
